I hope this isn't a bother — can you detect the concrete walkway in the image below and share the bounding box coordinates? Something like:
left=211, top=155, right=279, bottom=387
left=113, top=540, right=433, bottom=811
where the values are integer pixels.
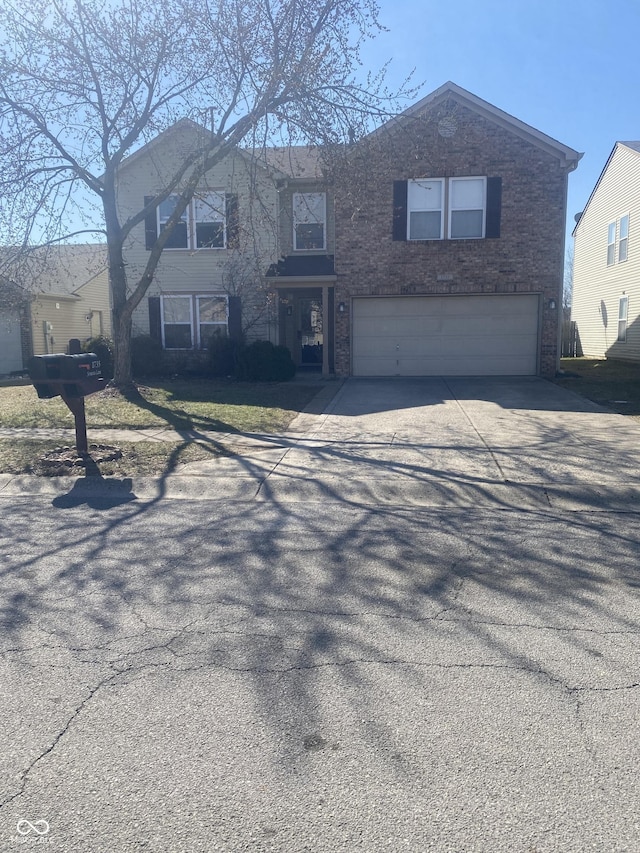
left=3, top=376, right=640, bottom=510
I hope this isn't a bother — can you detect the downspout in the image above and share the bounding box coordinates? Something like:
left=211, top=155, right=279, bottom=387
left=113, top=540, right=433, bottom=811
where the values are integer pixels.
left=556, top=152, right=583, bottom=374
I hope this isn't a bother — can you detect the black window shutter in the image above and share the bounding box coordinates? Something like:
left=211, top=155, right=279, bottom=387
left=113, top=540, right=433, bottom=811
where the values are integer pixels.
left=485, top=178, right=502, bottom=239
left=392, top=181, right=408, bottom=241
left=226, top=194, right=239, bottom=248
left=144, top=196, right=157, bottom=250
left=227, top=296, right=242, bottom=340
left=148, top=296, right=162, bottom=343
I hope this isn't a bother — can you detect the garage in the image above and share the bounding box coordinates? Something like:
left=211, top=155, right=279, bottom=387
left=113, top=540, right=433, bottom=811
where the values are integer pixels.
left=352, top=294, right=540, bottom=376
left=0, top=309, right=24, bottom=376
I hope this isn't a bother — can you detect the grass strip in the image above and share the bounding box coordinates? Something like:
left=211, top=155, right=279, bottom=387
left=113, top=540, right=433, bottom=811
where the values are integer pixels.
left=0, top=380, right=320, bottom=431
left=0, top=438, right=230, bottom=478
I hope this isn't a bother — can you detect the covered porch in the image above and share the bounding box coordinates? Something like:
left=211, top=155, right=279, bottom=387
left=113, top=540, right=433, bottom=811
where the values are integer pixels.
left=275, top=282, right=335, bottom=376
left=266, top=255, right=336, bottom=377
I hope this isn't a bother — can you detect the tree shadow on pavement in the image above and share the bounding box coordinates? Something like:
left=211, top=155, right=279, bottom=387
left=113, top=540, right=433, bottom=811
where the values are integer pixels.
left=2, top=408, right=640, bottom=831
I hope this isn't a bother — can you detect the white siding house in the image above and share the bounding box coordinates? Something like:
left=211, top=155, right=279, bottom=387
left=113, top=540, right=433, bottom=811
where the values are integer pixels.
left=572, top=142, right=640, bottom=360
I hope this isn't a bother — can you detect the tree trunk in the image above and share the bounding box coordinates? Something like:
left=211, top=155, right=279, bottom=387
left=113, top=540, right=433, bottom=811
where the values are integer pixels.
left=103, top=185, right=136, bottom=387
left=112, top=308, right=133, bottom=386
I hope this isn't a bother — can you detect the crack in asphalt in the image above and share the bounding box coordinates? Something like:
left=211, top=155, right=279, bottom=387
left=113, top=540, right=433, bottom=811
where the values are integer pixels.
left=2, top=590, right=638, bottom=811
left=0, top=665, right=122, bottom=810
left=2, top=633, right=635, bottom=811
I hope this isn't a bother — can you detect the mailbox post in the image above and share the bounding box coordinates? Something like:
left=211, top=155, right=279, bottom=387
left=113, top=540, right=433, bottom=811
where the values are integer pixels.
left=28, top=341, right=106, bottom=454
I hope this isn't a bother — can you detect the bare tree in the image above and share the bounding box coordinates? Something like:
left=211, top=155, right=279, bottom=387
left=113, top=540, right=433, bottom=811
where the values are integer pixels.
left=0, top=0, right=410, bottom=384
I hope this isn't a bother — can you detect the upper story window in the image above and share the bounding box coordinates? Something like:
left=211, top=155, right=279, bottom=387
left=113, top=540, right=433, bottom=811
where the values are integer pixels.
left=293, top=192, right=326, bottom=251
left=407, top=179, right=444, bottom=239
left=406, top=177, right=487, bottom=241
left=607, top=221, right=616, bottom=265
left=157, top=191, right=226, bottom=250
left=619, top=214, right=629, bottom=262
left=607, top=215, right=630, bottom=265
left=449, top=177, right=486, bottom=239
left=194, top=193, right=226, bottom=248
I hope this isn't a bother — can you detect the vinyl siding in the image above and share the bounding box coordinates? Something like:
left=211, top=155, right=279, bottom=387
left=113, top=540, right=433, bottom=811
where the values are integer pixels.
left=572, top=144, right=640, bottom=360
left=78, top=270, right=112, bottom=339
left=31, top=295, right=81, bottom=355
left=117, top=135, right=280, bottom=342
left=30, top=269, right=111, bottom=355
left=0, top=309, right=23, bottom=373
left=278, top=183, right=335, bottom=257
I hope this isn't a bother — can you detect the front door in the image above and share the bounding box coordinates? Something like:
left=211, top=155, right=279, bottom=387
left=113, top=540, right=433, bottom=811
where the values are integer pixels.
left=299, top=297, right=323, bottom=367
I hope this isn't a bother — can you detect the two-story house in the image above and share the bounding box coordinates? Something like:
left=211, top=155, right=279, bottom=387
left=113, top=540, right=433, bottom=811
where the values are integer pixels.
left=571, top=142, right=640, bottom=361
left=118, top=83, right=580, bottom=379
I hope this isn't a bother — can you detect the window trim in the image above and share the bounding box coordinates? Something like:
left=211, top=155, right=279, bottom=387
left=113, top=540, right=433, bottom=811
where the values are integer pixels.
left=160, top=293, right=229, bottom=350
left=160, top=294, right=194, bottom=350
left=196, top=294, right=229, bottom=347
left=293, top=192, right=327, bottom=252
left=156, top=191, right=227, bottom=251
left=619, top=214, right=629, bottom=263
left=407, top=176, right=487, bottom=241
left=618, top=295, right=629, bottom=343
left=448, top=176, right=487, bottom=240
left=607, top=221, right=616, bottom=266
left=407, top=178, right=445, bottom=241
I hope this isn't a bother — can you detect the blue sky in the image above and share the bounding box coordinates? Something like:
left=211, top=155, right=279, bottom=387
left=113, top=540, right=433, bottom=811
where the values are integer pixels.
left=360, top=0, right=640, bottom=250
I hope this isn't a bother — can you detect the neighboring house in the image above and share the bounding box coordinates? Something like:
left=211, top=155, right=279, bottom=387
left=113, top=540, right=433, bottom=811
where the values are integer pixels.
left=571, top=142, right=640, bottom=361
left=119, top=82, right=580, bottom=378
left=26, top=245, right=111, bottom=356
left=0, top=278, right=29, bottom=376
left=0, top=245, right=110, bottom=374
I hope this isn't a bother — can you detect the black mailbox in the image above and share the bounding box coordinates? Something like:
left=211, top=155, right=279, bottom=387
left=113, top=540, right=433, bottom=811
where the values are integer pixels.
left=29, top=353, right=106, bottom=399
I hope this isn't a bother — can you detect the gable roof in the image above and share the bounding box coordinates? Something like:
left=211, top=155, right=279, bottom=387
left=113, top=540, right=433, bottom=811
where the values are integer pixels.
left=2, top=245, right=107, bottom=298
left=256, top=146, right=324, bottom=181
left=115, top=118, right=209, bottom=176
left=370, top=81, right=582, bottom=171
left=572, top=141, right=640, bottom=236
left=116, top=118, right=322, bottom=185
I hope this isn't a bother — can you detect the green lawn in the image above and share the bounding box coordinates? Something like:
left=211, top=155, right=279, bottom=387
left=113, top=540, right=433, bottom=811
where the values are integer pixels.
left=556, top=358, right=640, bottom=417
left=0, top=379, right=320, bottom=432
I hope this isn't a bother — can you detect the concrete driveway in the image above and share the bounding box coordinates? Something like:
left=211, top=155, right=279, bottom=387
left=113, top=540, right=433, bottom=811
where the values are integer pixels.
left=219, top=375, right=640, bottom=512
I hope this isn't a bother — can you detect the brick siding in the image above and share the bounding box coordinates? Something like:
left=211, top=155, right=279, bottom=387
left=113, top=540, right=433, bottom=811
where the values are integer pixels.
left=333, top=99, right=567, bottom=377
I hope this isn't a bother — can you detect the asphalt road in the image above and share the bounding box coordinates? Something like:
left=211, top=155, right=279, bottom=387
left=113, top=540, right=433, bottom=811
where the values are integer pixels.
left=1, top=377, right=640, bottom=852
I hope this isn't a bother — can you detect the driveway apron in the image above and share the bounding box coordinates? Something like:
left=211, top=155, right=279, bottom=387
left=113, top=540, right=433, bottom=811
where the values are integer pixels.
left=261, top=376, right=640, bottom=510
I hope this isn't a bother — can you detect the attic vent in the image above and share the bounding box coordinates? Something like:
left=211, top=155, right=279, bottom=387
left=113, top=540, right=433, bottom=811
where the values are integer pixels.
left=437, top=116, right=458, bottom=138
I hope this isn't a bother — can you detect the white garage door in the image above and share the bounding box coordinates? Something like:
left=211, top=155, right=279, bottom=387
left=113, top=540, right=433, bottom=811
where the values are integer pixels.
left=352, top=294, right=540, bottom=376
left=0, top=310, right=24, bottom=376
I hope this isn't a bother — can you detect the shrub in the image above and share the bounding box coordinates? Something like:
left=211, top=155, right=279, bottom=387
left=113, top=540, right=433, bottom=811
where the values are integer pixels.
left=271, top=345, right=297, bottom=381
left=208, top=332, right=240, bottom=377
left=82, top=335, right=114, bottom=380
left=131, top=335, right=165, bottom=378
left=235, top=340, right=295, bottom=381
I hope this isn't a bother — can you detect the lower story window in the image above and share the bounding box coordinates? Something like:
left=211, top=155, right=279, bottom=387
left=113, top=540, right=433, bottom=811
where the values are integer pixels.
left=161, top=294, right=228, bottom=349
left=618, top=295, right=629, bottom=342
